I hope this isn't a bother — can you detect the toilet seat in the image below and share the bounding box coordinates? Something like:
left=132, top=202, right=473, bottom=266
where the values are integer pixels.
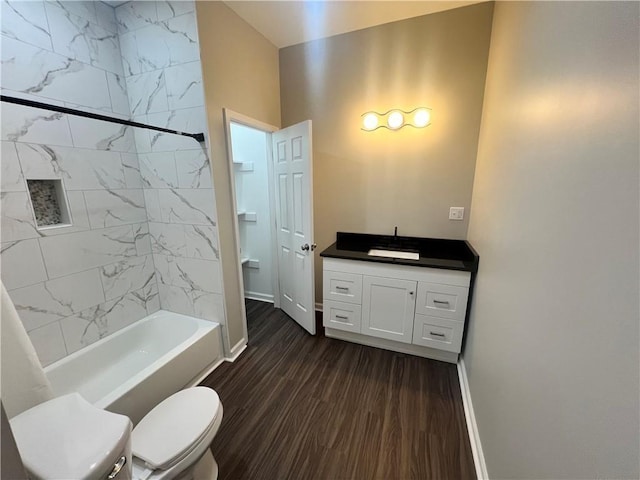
left=132, top=387, right=222, bottom=472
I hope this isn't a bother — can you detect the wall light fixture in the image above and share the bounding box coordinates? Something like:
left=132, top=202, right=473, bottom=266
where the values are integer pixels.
left=361, top=107, right=432, bottom=131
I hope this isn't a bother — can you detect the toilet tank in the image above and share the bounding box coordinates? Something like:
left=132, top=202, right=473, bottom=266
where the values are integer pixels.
left=9, top=393, right=132, bottom=480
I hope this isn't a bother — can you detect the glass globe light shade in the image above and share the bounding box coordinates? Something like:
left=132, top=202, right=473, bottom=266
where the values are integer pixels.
left=387, top=111, right=404, bottom=130
left=413, top=108, right=431, bottom=128
left=362, top=113, right=379, bottom=131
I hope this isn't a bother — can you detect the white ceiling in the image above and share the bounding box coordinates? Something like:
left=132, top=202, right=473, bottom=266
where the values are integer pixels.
left=223, top=1, right=483, bottom=48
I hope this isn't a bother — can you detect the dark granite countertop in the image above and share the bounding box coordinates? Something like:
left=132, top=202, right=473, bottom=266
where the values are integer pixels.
left=320, top=232, right=479, bottom=272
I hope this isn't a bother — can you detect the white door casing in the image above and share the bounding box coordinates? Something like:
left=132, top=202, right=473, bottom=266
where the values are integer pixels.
left=223, top=109, right=279, bottom=353
left=272, top=121, right=316, bottom=334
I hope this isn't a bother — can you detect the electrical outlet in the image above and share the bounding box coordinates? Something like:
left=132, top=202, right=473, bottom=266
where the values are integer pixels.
left=449, top=207, right=464, bottom=220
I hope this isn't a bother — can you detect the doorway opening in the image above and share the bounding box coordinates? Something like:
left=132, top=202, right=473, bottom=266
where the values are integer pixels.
left=229, top=122, right=278, bottom=304
left=224, top=109, right=316, bottom=339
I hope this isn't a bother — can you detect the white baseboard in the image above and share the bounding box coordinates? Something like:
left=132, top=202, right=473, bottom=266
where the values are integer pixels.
left=245, top=291, right=274, bottom=303
left=225, top=341, right=247, bottom=362
left=457, top=358, right=489, bottom=480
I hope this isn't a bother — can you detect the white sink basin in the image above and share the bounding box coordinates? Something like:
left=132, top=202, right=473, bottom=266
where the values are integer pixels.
left=367, top=249, right=420, bottom=260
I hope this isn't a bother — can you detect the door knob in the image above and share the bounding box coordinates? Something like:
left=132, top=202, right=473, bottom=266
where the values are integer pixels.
left=310, top=243, right=317, bottom=251
left=301, top=243, right=310, bottom=251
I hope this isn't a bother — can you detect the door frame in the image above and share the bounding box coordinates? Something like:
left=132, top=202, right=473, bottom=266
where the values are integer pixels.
left=223, top=108, right=280, bottom=341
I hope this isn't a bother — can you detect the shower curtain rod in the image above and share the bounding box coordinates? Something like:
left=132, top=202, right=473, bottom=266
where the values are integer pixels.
left=1, top=95, right=206, bottom=143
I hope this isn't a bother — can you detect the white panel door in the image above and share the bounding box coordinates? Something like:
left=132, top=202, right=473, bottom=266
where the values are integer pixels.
left=362, top=276, right=417, bottom=343
left=272, top=121, right=316, bottom=334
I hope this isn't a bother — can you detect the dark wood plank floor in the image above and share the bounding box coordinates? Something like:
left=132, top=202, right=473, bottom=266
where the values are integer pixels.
left=201, top=300, right=476, bottom=480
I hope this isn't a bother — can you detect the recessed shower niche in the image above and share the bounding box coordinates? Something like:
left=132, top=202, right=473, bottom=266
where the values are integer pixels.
left=26, top=179, right=72, bottom=229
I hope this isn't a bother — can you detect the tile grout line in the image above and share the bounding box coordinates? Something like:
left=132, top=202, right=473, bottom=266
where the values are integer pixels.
left=58, top=282, right=159, bottom=356
left=53, top=318, right=70, bottom=360
left=35, top=233, right=52, bottom=281
left=4, top=19, right=125, bottom=78
left=6, top=248, right=151, bottom=294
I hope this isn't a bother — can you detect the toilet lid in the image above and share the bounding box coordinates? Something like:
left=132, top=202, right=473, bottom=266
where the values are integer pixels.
left=132, top=387, right=221, bottom=470
left=9, top=393, right=131, bottom=480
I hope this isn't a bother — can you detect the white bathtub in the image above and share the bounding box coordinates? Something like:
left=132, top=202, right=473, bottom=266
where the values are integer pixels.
left=45, top=310, right=223, bottom=425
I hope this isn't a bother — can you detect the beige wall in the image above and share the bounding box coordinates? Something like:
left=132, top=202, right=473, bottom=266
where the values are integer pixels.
left=279, top=2, right=494, bottom=302
left=465, top=2, right=639, bottom=478
left=197, top=2, right=281, bottom=350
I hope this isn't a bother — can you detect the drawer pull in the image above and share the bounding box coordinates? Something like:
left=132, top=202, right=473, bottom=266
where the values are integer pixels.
left=335, top=314, right=349, bottom=320
left=433, top=299, right=450, bottom=306
left=429, top=331, right=446, bottom=338
left=335, top=286, right=350, bottom=292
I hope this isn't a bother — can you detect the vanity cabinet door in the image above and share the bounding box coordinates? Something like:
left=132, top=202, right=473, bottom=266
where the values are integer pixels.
left=361, top=276, right=416, bottom=343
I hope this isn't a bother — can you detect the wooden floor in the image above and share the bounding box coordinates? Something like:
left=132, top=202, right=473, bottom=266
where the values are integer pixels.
left=201, top=300, right=476, bottom=480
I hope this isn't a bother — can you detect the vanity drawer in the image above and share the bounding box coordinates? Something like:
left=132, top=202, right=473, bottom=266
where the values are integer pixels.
left=415, top=282, right=468, bottom=321
left=412, top=314, right=463, bottom=353
left=323, top=300, right=362, bottom=333
left=323, top=270, right=363, bottom=305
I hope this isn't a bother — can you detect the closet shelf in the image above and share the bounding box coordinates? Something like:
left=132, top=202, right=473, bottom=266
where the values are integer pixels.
left=237, top=211, right=257, bottom=222
left=233, top=161, right=254, bottom=172
left=241, top=258, right=260, bottom=269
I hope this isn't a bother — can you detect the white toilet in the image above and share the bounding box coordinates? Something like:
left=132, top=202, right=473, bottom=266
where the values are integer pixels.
left=9, top=386, right=223, bottom=480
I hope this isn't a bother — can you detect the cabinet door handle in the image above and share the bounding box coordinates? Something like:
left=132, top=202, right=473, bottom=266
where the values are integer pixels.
left=335, top=314, right=349, bottom=320
left=335, top=286, right=349, bottom=291
left=409, top=291, right=414, bottom=295
left=433, top=299, right=450, bottom=306
left=430, top=331, right=446, bottom=338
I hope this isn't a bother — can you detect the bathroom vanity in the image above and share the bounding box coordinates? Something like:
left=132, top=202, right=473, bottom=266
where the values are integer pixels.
left=320, top=232, right=479, bottom=363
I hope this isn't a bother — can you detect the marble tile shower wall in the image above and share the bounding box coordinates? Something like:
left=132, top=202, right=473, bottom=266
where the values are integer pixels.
left=1, top=0, right=157, bottom=366
left=114, top=1, right=224, bottom=327
left=0, top=1, right=224, bottom=366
